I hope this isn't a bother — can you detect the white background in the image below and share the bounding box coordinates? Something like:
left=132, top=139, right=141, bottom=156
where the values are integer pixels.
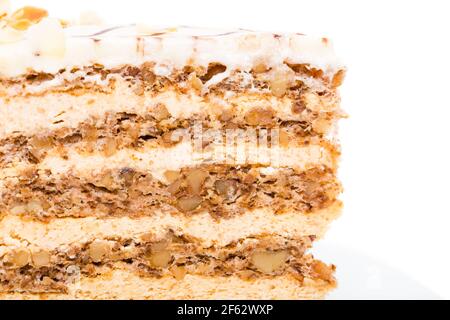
left=14, top=0, right=450, bottom=299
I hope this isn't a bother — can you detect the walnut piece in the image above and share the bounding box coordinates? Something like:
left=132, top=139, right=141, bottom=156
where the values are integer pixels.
left=147, top=250, right=172, bottom=268
left=311, top=260, right=334, bottom=282
left=152, top=103, right=171, bottom=121
left=312, top=118, right=332, bottom=134
left=88, top=240, right=111, bottom=263
left=331, top=70, right=345, bottom=88
left=176, top=195, right=203, bottom=212
left=164, top=170, right=181, bottom=184
left=100, top=137, right=117, bottom=157
left=167, top=179, right=183, bottom=195
left=188, top=72, right=203, bottom=91
left=186, top=169, right=209, bottom=195
left=214, top=179, right=239, bottom=202
left=245, top=108, right=274, bottom=126
left=32, top=249, right=51, bottom=267
left=95, top=171, right=116, bottom=190
left=26, top=200, right=44, bottom=214
left=29, top=135, right=54, bottom=160
left=251, top=250, right=288, bottom=273
left=170, top=265, right=187, bottom=280
left=162, top=130, right=183, bottom=145
left=81, top=124, right=98, bottom=141
left=6, top=248, right=31, bottom=268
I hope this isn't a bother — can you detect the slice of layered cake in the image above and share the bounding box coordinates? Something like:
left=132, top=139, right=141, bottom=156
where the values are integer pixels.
left=0, top=4, right=345, bottom=300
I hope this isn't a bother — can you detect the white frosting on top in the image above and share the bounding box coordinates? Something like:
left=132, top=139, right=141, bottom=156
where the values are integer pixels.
left=0, top=18, right=344, bottom=78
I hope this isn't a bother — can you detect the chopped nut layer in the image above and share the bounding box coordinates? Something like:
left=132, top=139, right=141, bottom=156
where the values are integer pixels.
left=0, top=165, right=341, bottom=220
left=0, top=234, right=335, bottom=294
left=0, top=61, right=344, bottom=95
left=0, top=102, right=342, bottom=168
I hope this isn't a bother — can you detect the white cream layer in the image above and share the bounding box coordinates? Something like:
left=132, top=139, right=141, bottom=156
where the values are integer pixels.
left=0, top=21, right=344, bottom=78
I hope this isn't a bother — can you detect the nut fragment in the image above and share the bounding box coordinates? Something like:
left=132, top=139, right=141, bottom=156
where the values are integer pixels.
left=10, top=6, right=48, bottom=23
left=214, top=179, right=239, bottom=202
left=162, top=130, right=183, bottom=145
left=176, top=195, right=203, bottom=212
left=6, top=248, right=31, bottom=268
left=301, top=92, right=336, bottom=112
left=26, top=200, right=43, bottom=214
left=141, top=63, right=156, bottom=84
left=186, top=169, right=209, bottom=195
left=252, top=60, right=269, bottom=74
left=200, top=63, right=227, bottom=83
left=331, top=70, right=345, bottom=88
left=170, top=265, right=187, bottom=280
left=244, top=108, right=274, bottom=126
left=292, top=100, right=306, bottom=114
left=119, top=167, right=136, bottom=186
left=243, top=173, right=257, bottom=185
left=41, top=276, right=54, bottom=286
left=147, top=250, right=172, bottom=268
left=124, top=121, right=141, bottom=141
left=88, top=240, right=111, bottom=263
left=270, top=77, right=288, bottom=97
left=251, top=250, right=288, bottom=273
left=32, top=249, right=51, bottom=267
left=29, top=135, right=54, bottom=160
left=218, top=109, right=234, bottom=122
left=167, top=178, right=183, bottom=195
left=9, top=19, right=32, bottom=30
left=312, top=118, right=332, bottom=134
left=10, top=204, right=27, bottom=215
left=9, top=6, right=48, bottom=30
left=95, top=171, right=116, bottom=190
left=152, top=103, right=171, bottom=121
left=81, top=124, right=98, bottom=141
left=268, top=66, right=296, bottom=97
left=150, top=240, right=168, bottom=252
left=164, top=170, right=181, bottom=184
left=311, top=260, right=334, bottom=282
left=287, top=63, right=323, bottom=78
left=188, top=72, right=203, bottom=91
left=100, top=137, right=117, bottom=157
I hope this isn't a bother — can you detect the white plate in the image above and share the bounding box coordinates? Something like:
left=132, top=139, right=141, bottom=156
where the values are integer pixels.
left=314, top=244, right=440, bottom=300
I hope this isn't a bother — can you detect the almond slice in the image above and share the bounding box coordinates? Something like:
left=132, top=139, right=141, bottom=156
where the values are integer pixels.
left=9, top=6, right=48, bottom=30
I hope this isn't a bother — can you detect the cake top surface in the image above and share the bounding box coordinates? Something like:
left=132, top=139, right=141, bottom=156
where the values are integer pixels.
left=0, top=5, right=344, bottom=78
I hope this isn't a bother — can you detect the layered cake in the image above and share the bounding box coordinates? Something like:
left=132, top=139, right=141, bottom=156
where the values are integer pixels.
left=0, top=3, right=345, bottom=299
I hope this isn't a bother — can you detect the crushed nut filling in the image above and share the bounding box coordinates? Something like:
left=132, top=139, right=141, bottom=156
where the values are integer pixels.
left=0, top=165, right=341, bottom=220
left=0, top=103, right=341, bottom=168
left=0, top=61, right=344, bottom=96
left=0, top=234, right=335, bottom=293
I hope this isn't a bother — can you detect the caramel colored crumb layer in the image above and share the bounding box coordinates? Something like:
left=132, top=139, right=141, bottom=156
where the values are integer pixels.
left=0, top=234, right=335, bottom=294
left=1, top=165, right=341, bottom=220
left=0, top=61, right=345, bottom=97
